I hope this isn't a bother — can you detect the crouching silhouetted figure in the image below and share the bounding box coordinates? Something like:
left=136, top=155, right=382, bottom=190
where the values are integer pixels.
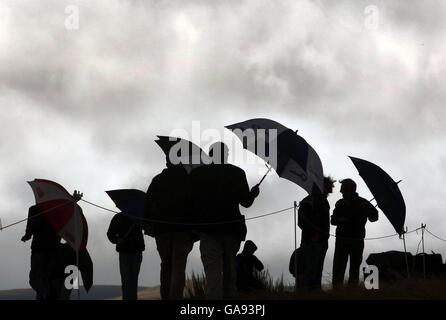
left=331, top=179, right=378, bottom=288
left=236, top=240, right=264, bottom=292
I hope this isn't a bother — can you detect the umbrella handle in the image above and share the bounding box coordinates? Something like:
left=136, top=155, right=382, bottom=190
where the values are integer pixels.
left=257, top=164, right=273, bottom=187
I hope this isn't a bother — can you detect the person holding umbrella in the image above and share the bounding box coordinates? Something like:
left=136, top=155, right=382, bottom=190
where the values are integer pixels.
left=21, top=205, right=61, bottom=300
left=331, top=179, right=378, bottom=288
left=107, top=208, right=145, bottom=300
left=143, top=153, right=196, bottom=300
left=21, top=189, right=83, bottom=300
left=190, top=142, right=260, bottom=299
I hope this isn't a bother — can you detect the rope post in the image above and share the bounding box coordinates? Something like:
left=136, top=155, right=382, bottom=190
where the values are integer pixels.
left=421, top=223, right=426, bottom=279
left=293, top=201, right=298, bottom=292
left=401, top=227, right=410, bottom=279
left=75, top=210, right=81, bottom=301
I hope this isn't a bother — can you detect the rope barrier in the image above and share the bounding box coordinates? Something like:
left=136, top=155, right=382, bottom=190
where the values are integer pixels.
left=80, top=198, right=423, bottom=241
left=1, top=195, right=442, bottom=244
left=425, top=228, right=446, bottom=242
left=82, top=198, right=294, bottom=225
left=80, top=199, right=119, bottom=214
left=0, top=200, right=74, bottom=231
left=297, top=204, right=423, bottom=242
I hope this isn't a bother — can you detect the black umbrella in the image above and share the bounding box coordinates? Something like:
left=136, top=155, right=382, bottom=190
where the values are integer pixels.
left=349, top=156, right=406, bottom=235
left=155, top=136, right=209, bottom=173
left=106, top=189, right=146, bottom=226
left=226, top=118, right=324, bottom=194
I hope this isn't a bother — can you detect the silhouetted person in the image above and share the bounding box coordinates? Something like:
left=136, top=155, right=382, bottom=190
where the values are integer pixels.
left=143, top=156, right=195, bottom=300
left=331, top=179, right=378, bottom=288
left=297, top=177, right=335, bottom=290
left=236, top=240, right=264, bottom=292
left=21, top=205, right=61, bottom=300
left=107, top=212, right=145, bottom=300
left=190, top=142, right=260, bottom=299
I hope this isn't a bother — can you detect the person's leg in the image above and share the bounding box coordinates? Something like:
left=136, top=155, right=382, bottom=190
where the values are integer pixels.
left=348, top=240, right=364, bottom=286
left=129, top=251, right=143, bottom=300
left=315, top=241, right=328, bottom=289
left=222, top=235, right=241, bottom=299
left=200, top=233, right=224, bottom=300
left=119, top=253, right=131, bottom=300
left=306, top=241, right=323, bottom=289
left=156, top=233, right=173, bottom=300
left=44, top=251, right=59, bottom=300
left=305, top=241, right=327, bottom=289
left=123, top=252, right=142, bottom=300
left=299, top=242, right=312, bottom=289
left=169, top=233, right=194, bottom=299
left=29, top=251, right=48, bottom=299
left=332, top=239, right=349, bottom=288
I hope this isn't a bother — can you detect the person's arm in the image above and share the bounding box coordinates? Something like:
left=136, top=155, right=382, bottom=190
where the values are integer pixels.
left=331, top=200, right=348, bottom=226
left=21, top=206, right=37, bottom=242
left=106, top=215, right=120, bottom=244
left=239, top=171, right=259, bottom=208
left=363, top=201, right=379, bottom=222
left=297, top=198, right=314, bottom=230
left=143, top=177, right=158, bottom=236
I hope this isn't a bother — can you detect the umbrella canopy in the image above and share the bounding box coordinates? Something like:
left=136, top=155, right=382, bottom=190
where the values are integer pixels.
left=106, top=189, right=146, bottom=226
left=226, top=118, right=324, bottom=194
left=27, top=179, right=88, bottom=252
left=155, top=135, right=209, bottom=173
left=349, top=156, right=406, bottom=235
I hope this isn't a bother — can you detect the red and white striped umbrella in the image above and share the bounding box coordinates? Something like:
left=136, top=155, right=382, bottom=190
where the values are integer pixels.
left=27, top=179, right=88, bottom=252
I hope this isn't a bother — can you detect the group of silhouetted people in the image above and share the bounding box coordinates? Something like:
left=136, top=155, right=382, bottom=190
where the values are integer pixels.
left=141, top=141, right=260, bottom=300
left=22, top=140, right=379, bottom=300
left=293, top=177, right=378, bottom=290
left=104, top=141, right=262, bottom=300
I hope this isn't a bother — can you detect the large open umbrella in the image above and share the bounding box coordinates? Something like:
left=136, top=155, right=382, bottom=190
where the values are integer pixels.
left=28, top=179, right=88, bottom=251
left=349, top=156, right=405, bottom=235
left=349, top=156, right=409, bottom=277
left=155, top=136, right=209, bottom=173
left=106, top=189, right=146, bottom=226
left=28, top=179, right=89, bottom=298
left=226, top=118, right=324, bottom=194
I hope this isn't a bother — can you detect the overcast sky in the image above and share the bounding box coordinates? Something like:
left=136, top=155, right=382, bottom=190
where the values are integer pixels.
left=1, top=0, right=446, bottom=291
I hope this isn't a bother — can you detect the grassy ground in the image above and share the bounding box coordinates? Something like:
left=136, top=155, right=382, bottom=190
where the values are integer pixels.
left=184, top=270, right=446, bottom=300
